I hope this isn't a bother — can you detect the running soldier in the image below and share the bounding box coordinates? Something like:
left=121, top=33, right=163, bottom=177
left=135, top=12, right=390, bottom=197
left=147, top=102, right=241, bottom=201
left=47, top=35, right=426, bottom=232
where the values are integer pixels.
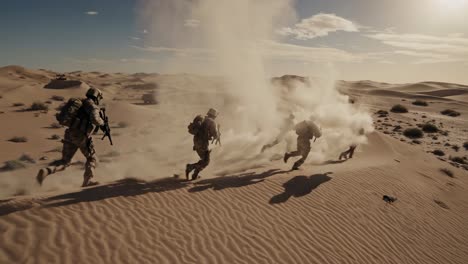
left=186, top=108, right=220, bottom=180
left=284, top=120, right=321, bottom=170
left=36, top=87, right=107, bottom=187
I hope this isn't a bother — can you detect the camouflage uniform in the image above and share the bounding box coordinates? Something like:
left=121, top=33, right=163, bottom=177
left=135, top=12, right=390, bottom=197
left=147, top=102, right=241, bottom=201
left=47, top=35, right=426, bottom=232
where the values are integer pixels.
left=37, top=97, right=104, bottom=187
left=186, top=111, right=219, bottom=180
left=339, top=144, right=357, bottom=160
left=285, top=135, right=312, bottom=169
left=284, top=120, right=320, bottom=170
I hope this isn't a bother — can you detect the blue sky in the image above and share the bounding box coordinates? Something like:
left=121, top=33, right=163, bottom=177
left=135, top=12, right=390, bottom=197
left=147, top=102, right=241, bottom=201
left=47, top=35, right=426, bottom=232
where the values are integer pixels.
left=1, top=0, right=468, bottom=84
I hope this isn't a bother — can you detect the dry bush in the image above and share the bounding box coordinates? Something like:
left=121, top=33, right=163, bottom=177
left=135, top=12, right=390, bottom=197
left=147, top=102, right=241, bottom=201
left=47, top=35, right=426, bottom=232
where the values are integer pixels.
left=19, top=154, right=36, bottom=164
left=51, top=95, right=65, bottom=101
left=412, top=100, right=428, bottom=106
left=118, top=121, right=130, bottom=128
left=440, top=168, right=454, bottom=178
left=8, top=136, right=28, bottom=143
left=1, top=160, right=26, bottom=171
left=403, top=128, right=423, bottom=138
left=432, top=150, right=445, bottom=156
left=49, top=134, right=61, bottom=140
left=49, top=122, right=62, bottom=129
left=29, top=101, right=49, bottom=111
left=441, top=109, right=461, bottom=117
left=463, top=142, right=468, bottom=150
left=390, top=104, right=408, bottom=113
left=450, top=156, right=466, bottom=164
left=12, top=102, right=25, bottom=107
left=422, top=123, right=438, bottom=133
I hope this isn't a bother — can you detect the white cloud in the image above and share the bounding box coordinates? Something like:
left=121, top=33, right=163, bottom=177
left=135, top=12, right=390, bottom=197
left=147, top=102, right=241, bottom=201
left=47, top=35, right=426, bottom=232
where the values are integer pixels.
left=367, top=33, right=468, bottom=63
left=68, top=57, right=156, bottom=64
left=120, top=58, right=156, bottom=63
left=85, top=11, right=98, bottom=15
left=262, top=41, right=361, bottom=62
left=278, top=13, right=359, bottom=40
left=131, top=40, right=362, bottom=63
left=184, top=19, right=200, bottom=28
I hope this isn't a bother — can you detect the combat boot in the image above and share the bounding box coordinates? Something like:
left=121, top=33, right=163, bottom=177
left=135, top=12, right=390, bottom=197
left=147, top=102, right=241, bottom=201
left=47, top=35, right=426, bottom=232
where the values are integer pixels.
left=185, top=164, right=194, bottom=180
left=36, top=168, right=50, bottom=185
left=191, top=169, right=200, bottom=181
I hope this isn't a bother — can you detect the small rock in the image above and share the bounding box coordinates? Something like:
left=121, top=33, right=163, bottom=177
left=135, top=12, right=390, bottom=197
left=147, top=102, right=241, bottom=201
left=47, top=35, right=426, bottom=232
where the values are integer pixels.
left=383, top=195, right=397, bottom=203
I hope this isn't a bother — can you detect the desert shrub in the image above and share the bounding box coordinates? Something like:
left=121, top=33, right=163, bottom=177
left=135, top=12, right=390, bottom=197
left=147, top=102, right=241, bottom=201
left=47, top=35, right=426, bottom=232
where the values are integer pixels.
left=51, top=95, right=65, bottom=101
left=452, top=145, right=460, bottom=152
left=440, top=131, right=449, bottom=136
left=118, top=121, right=129, bottom=128
left=412, top=100, right=428, bottom=106
left=102, top=150, right=121, bottom=158
left=49, top=134, right=61, bottom=140
left=19, top=154, right=35, bottom=164
left=432, top=149, right=445, bottom=156
left=13, top=102, right=25, bottom=107
left=29, top=101, right=49, bottom=111
left=1, top=160, right=26, bottom=171
left=49, top=122, right=62, bottom=129
left=441, top=109, right=460, bottom=117
left=440, top=168, right=454, bottom=178
left=412, top=139, right=422, bottom=144
left=463, top=142, right=468, bottom=150
left=422, top=123, right=438, bottom=133
left=376, top=110, right=388, bottom=115
left=390, top=104, right=408, bottom=113
left=403, top=128, right=423, bottom=139
left=8, top=136, right=28, bottom=143
left=450, top=156, right=466, bottom=164
left=45, top=100, right=52, bottom=104
left=393, top=125, right=402, bottom=131
left=46, top=146, right=62, bottom=153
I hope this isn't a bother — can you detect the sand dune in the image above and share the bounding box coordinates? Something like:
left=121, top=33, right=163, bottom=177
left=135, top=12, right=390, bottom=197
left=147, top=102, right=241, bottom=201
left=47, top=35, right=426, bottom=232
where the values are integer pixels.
left=1, top=67, right=468, bottom=263
left=1, top=132, right=468, bottom=264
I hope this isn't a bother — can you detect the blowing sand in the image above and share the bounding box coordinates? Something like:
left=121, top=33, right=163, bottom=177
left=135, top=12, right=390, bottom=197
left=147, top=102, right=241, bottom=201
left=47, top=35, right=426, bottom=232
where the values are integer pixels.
left=1, top=66, right=468, bottom=263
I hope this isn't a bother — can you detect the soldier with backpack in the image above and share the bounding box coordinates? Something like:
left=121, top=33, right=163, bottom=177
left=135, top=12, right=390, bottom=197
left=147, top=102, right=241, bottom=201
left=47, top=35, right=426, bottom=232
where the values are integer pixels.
left=36, top=87, right=107, bottom=187
left=185, top=108, right=220, bottom=181
left=283, top=120, right=321, bottom=170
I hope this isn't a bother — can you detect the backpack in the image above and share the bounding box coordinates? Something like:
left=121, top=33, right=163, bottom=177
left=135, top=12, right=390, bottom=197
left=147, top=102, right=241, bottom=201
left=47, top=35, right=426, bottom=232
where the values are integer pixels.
left=188, top=115, right=204, bottom=135
left=56, top=98, right=83, bottom=127
left=295, top=120, right=321, bottom=138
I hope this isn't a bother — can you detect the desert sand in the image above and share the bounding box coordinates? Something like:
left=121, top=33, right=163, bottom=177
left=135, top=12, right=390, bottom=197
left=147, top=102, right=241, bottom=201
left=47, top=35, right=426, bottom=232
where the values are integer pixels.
left=1, top=65, right=468, bottom=263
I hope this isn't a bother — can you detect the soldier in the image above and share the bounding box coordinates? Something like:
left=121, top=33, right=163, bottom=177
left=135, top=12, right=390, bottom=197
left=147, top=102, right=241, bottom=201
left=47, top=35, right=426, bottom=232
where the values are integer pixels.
left=339, top=144, right=357, bottom=160
left=339, top=128, right=365, bottom=160
left=283, top=120, right=321, bottom=170
left=186, top=108, right=220, bottom=181
left=36, top=87, right=105, bottom=187
left=261, top=113, right=295, bottom=153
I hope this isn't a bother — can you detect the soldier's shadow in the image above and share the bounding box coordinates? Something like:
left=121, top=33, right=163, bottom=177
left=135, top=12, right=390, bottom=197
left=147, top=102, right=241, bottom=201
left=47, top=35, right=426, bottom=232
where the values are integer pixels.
left=188, top=169, right=287, bottom=193
left=269, top=172, right=333, bottom=204
left=43, top=177, right=189, bottom=208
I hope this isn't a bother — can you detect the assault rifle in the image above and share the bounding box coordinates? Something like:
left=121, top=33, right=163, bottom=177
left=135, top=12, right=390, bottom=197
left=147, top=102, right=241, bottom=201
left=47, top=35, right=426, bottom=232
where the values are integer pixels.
left=99, top=108, right=113, bottom=145
left=213, top=124, right=221, bottom=146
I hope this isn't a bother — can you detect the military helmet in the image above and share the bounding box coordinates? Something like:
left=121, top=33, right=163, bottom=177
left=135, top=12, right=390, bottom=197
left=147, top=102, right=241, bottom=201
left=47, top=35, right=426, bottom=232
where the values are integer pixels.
left=86, top=87, right=103, bottom=100
left=207, top=108, right=219, bottom=118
